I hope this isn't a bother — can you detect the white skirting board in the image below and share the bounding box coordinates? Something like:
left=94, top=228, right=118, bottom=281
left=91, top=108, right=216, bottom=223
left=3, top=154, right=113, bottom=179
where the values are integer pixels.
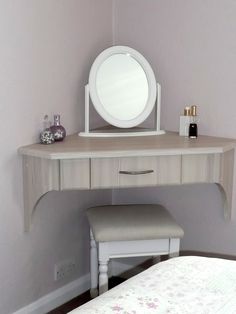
left=12, top=260, right=148, bottom=314
left=12, top=274, right=90, bottom=314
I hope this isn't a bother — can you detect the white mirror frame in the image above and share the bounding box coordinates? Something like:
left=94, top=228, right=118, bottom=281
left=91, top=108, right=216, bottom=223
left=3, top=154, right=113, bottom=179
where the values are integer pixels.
left=79, top=46, right=165, bottom=137
left=89, top=46, right=156, bottom=128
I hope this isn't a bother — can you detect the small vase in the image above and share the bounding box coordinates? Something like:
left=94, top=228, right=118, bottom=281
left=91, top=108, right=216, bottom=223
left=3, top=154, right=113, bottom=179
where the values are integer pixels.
left=40, top=129, right=55, bottom=144
left=50, top=114, right=66, bottom=141
left=40, top=115, right=55, bottom=144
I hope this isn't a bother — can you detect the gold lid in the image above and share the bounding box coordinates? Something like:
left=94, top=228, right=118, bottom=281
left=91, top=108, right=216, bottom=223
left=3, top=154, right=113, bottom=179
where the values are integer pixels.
left=191, top=105, right=197, bottom=116
left=184, top=107, right=191, bottom=116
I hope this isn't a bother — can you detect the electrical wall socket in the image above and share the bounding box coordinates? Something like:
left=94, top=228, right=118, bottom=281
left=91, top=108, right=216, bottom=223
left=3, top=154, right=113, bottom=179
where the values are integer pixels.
left=54, top=258, right=76, bottom=281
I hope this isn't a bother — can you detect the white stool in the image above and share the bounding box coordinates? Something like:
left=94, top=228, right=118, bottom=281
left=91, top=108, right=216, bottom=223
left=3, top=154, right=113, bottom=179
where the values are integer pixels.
left=86, top=204, right=184, bottom=297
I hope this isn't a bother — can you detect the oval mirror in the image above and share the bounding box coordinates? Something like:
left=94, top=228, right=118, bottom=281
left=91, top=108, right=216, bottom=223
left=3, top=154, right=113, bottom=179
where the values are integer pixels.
left=89, top=46, right=157, bottom=128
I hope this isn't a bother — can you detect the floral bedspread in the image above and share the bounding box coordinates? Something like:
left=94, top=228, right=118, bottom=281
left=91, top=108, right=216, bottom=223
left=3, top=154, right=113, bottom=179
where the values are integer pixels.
left=69, top=256, right=236, bottom=314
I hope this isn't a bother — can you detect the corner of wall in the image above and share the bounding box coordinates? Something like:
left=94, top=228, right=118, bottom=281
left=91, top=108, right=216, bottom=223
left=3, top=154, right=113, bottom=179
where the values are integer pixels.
left=112, top=0, right=117, bottom=45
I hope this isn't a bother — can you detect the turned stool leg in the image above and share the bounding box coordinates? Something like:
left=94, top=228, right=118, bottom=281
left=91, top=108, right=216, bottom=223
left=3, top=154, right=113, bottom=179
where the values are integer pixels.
left=86, top=205, right=184, bottom=295
left=98, top=242, right=109, bottom=295
left=90, top=230, right=98, bottom=298
left=168, top=238, right=180, bottom=259
left=99, top=259, right=109, bottom=295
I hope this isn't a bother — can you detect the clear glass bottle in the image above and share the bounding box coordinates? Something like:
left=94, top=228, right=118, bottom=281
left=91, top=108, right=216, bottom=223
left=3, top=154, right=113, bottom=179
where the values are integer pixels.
left=50, top=114, right=66, bottom=141
left=40, top=115, right=55, bottom=144
left=179, top=107, right=191, bottom=136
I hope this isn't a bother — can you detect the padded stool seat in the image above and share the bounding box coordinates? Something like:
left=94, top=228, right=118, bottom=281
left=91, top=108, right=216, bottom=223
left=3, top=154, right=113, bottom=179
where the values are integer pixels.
left=87, top=204, right=184, bottom=242
left=86, top=204, right=184, bottom=296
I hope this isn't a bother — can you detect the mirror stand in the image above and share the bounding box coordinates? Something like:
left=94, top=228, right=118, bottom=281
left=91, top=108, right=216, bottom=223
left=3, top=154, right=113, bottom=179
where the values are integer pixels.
left=79, top=82, right=165, bottom=138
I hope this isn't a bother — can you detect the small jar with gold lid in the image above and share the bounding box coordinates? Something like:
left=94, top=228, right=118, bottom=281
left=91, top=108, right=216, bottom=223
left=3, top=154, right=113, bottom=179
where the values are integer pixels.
left=189, top=105, right=198, bottom=138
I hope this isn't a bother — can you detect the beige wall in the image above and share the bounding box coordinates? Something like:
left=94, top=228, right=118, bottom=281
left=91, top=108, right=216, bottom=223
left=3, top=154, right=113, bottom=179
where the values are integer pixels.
left=113, top=0, right=236, bottom=254
left=0, top=1, right=112, bottom=313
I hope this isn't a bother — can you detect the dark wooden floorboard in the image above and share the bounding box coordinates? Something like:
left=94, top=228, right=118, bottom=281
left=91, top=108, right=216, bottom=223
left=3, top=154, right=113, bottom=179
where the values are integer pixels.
left=47, top=277, right=125, bottom=314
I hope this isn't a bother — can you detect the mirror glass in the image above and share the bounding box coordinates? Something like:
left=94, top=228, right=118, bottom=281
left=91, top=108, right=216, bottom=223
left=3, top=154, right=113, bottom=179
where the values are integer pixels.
left=89, top=46, right=157, bottom=128
left=96, top=54, right=149, bottom=121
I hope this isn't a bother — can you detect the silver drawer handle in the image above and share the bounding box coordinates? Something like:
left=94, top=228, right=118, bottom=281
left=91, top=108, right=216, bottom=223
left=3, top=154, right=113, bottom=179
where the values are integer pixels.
left=119, top=170, right=154, bottom=175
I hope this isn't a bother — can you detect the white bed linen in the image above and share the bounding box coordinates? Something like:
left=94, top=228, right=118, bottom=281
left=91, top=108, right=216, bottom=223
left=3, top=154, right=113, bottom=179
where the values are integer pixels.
left=69, top=256, right=236, bottom=314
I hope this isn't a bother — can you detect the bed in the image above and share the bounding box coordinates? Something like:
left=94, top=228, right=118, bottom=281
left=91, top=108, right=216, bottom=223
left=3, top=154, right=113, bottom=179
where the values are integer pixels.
left=69, top=256, right=236, bottom=313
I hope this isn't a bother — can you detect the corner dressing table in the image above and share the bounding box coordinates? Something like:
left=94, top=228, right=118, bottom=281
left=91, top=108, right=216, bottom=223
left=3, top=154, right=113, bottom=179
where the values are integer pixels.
left=18, top=46, right=236, bottom=231
left=18, top=131, right=236, bottom=231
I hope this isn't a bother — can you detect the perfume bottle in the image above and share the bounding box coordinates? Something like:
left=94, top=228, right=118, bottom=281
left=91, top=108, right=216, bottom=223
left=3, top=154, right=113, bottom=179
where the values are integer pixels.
left=50, top=114, right=66, bottom=141
left=40, top=115, right=55, bottom=144
left=189, top=105, right=198, bottom=138
left=179, top=107, right=192, bottom=136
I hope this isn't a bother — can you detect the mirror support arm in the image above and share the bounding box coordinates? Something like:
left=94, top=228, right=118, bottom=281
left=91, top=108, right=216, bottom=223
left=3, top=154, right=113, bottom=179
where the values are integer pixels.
left=156, top=83, right=161, bottom=132
left=85, top=84, right=90, bottom=133
left=79, top=46, right=166, bottom=137
left=80, top=81, right=165, bottom=137
left=85, top=82, right=162, bottom=133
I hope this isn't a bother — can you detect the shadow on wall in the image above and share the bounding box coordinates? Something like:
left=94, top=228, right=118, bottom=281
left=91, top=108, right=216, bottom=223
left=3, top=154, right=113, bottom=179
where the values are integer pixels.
left=112, top=183, right=236, bottom=255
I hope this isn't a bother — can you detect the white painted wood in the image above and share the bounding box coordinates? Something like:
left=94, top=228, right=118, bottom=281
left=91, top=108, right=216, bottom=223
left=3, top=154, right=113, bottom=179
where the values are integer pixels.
left=182, top=153, right=221, bottom=184
left=60, top=159, right=90, bottom=190
left=84, top=84, right=90, bottom=133
left=79, top=129, right=165, bottom=137
left=95, top=237, right=180, bottom=295
left=218, top=149, right=235, bottom=219
left=90, top=230, right=98, bottom=298
left=156, top=82, right=161, bottom=132
left=22, top=156, right=59, bottom=232
left=169, top=252, right=180, bottom=258
left=101, top=239, right=170, bottom=258
left=98, top=261, right=109, bottom=295
left=80, top=80, right=166, bottom=138
left=87, top=46, right=158, bottom=129
left=169, top=238, right=180, bottom=256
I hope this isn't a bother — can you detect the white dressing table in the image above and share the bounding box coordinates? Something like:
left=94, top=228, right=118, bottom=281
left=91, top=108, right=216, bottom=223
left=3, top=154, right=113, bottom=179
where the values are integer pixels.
left=19, top=131, right=236, bottom=231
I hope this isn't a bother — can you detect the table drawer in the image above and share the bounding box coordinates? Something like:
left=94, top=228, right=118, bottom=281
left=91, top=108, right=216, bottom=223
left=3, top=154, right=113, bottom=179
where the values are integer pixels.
left=91, top=156, right=181, bottom=188
left=60, top=159, right=90, bottom=189
left=182, top=153, right=221, bottom=184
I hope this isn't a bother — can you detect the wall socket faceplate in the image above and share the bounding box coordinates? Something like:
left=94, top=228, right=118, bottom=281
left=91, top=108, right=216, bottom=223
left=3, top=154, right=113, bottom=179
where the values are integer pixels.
left=54, top=258, right=76, bottom=281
